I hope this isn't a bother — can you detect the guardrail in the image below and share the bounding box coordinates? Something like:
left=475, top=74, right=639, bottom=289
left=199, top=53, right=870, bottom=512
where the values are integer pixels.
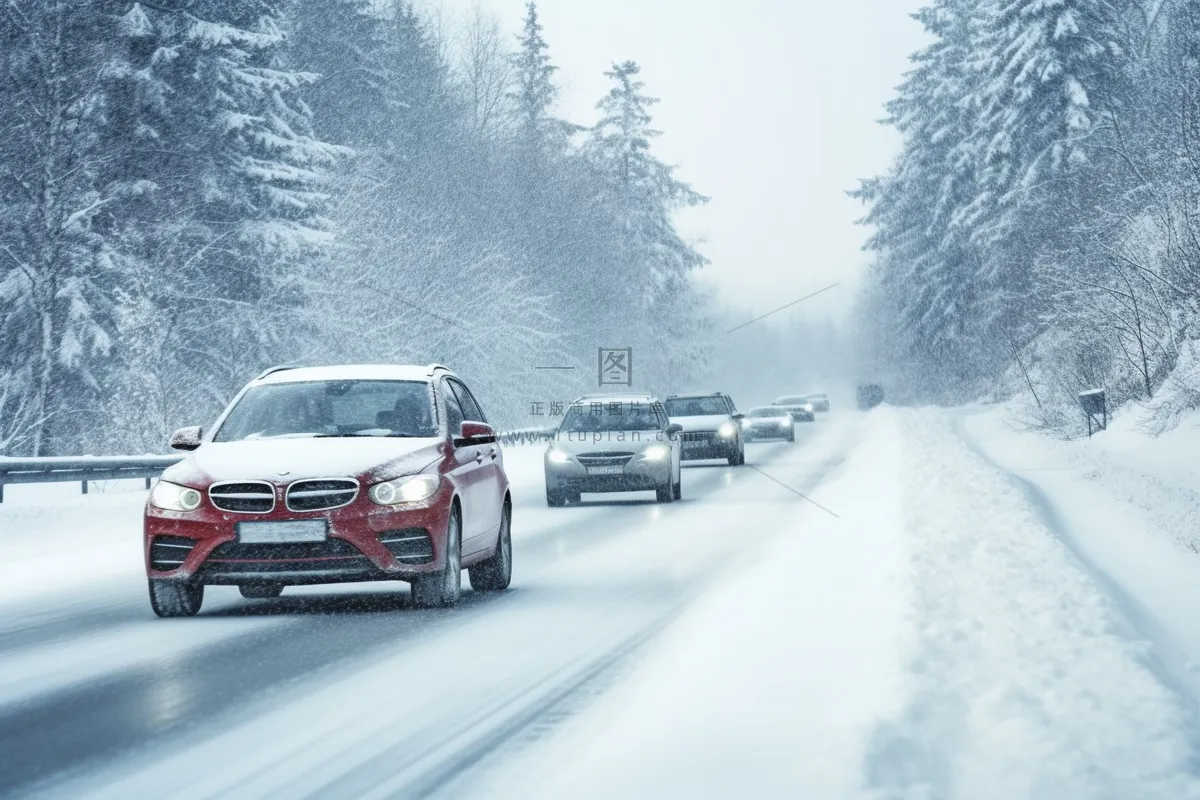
left=0, top=429, right=556, bottom=504
left=0, top=455, right=184, bottom=503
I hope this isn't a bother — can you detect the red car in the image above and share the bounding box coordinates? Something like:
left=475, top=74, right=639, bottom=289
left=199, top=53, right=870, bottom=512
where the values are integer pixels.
left=144, top=364, right=512, bottom=617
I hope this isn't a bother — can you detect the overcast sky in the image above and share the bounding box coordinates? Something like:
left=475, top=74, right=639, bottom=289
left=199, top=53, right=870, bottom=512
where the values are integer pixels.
left=434, top=0, right=928, bottom=323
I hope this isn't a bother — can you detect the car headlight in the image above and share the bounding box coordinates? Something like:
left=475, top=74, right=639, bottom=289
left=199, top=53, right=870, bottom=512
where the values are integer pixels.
left=642, top=444, right=670, bottom=461
left=150, top=480, right=203, bottom=512
left=547, top=448, right=571, bottom=464
left=369, top=474, right=441, bottom=506
left=717, top=422, right=737, bottom=438
left=780, top=416, right=793, bottom=426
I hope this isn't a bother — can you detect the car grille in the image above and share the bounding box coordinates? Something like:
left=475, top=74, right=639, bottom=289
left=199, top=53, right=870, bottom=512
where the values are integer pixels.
left=286, top=478, right=358, bottom=512
left=378, top=528, right=434, bottom=565
left=210, top=481, right=275, bottom=514
left=199, top=538, right=371, bottom=575
left=575, top=451, right=634, bottom=467
left=150, top=535, right=196, bottom=570
left=681, top=432, right=717, bottom=444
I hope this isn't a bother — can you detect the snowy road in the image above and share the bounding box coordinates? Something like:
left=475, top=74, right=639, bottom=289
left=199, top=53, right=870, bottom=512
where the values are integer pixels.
left=4, top=408, right=1200, bottom=799
left=0, top=416, right=857, bottom=798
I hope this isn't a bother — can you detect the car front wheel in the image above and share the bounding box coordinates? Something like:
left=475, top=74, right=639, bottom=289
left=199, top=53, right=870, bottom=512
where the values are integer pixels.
left=149, top=579, right=203, bottom=618
left=412, top=508, right=462, bottom=608
left=470, top=502, right=512, bottom=592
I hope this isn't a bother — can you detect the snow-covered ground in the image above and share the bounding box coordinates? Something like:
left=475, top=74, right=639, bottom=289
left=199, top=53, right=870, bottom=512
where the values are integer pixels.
left=4, top=407, right=1200, bottom=799
left=478, top=407, right=1200, bottom=799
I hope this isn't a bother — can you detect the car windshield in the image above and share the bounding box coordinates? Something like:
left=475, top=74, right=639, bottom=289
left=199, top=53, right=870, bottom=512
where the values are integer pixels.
left=664, top=397, right=727, bottom=416
left=748, top=407, right=787, bottom=418
left=213, top=380, right=436, bottom=441
left=558, top=402, right=663, bottom=433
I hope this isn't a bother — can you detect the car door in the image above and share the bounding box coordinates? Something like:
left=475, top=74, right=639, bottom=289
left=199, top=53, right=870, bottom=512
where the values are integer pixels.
left=447, top=378, right=500, bottom=556
left=441, top=378, right=487, bottom=547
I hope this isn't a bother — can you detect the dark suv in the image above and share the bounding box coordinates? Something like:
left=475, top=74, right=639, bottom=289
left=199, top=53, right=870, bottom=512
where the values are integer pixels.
left=144, top=364, right=512, bottom=617
left=663, top=392, right=745, bottom=465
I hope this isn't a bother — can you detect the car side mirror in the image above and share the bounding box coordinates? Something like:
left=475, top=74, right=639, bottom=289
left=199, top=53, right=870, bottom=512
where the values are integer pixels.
left=169, top=426, right=203, bottom=451
left=456, top=421, right=496, bottom=445
left=732, top=413, right=745, bottom=421
left=665, top=423, right=684, bottom=436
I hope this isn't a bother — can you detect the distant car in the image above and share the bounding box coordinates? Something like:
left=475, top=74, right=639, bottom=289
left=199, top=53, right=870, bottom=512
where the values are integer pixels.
left=144, top=364, right=513, bottom=617
left=663, top=392, right=745, bottom=466
left=804, top=392, right=830, bottom=412
left=771, top=395, right=816, bottom=423
left=544, top=394, right=683, bottom=505
left=741, top=406, right=795, bottom=442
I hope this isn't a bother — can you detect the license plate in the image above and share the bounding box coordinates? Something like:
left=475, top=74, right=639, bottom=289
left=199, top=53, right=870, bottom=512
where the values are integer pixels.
left=586, top=465, right=624, bottom=476
left=237, top=520, right=327, bottom=544
left=683, top=441, right=705, bottom=451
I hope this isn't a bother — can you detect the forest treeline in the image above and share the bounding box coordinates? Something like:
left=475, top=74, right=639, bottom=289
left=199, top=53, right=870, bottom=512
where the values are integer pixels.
left=0, top=1, right=712, bottom=455
left=857, top=0, right=1200, bottom=431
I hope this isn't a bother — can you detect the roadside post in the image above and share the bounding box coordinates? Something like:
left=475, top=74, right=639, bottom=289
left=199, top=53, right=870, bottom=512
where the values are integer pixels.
left=1079, top=388, right=1107, bottom=437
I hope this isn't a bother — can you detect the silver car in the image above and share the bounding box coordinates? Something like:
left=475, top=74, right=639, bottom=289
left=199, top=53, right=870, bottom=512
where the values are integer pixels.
left=544, top=394, right=683, bottom=506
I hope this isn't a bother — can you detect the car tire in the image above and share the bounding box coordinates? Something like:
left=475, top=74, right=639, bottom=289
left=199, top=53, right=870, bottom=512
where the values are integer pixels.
left=149, top=579, right=203, bottom=618
left=672, top=471, right=682, bottom=501
left=412, top=507, right=462, bottom=608
left=239, top=584, right=283, bottom=599
left=655, top=479, right=674, bottom=503
left=546, top=487, right=566, bottom=507
left=787, top=430, right=795, bottom=442
left=470, top=501, right=512, bottom=592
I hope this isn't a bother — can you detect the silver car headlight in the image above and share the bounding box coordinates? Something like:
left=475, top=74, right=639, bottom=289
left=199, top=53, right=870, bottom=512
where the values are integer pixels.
left=369, top=474, right=441, bottom=506
left=547, top=448, right=571, bottom=464
left=717, top=422, right=737, bottom=438
left=642, top=444, right=670, bottom=461
left=780, top=416, right=793, bottom=426
left=150, top=480, right=203, bottom=512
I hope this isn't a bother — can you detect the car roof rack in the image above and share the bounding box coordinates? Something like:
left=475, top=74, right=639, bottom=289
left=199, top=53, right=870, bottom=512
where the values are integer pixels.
left=255, top=364, right=301, bottom=381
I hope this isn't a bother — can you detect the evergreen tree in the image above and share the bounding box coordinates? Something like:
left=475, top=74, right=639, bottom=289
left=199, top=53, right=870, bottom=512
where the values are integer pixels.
left=0, top=3, right=122, bottom=454
left=587, top=61, right=711, bottom=385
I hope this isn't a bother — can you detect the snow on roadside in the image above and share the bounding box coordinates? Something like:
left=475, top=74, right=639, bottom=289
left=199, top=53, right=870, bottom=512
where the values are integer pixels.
left=488, top=407, right=913, bottom=799
left=960, top=405, right=1200, bottom=702
left=490, top=407, right=1200, bottom=800
left=869, top=408, right=1200, bottom=800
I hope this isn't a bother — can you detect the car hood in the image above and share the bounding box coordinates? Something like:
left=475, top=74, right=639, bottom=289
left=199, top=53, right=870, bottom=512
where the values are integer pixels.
left=547, top=431, right=669, bottom=454
left=669, top=414, right=731, bottom=432
left=162, top=437, right=444, bottom=486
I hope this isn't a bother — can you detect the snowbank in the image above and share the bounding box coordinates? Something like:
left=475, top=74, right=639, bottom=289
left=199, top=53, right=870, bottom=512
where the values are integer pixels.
left=496, top=407, right=1200, bottom=799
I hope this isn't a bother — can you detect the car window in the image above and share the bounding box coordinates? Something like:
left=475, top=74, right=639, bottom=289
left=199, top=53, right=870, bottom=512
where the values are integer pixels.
left=663, top=397, right=728, bottom=416
left=449, top=379, right=486, bottom=423
left=214, top=380, right=436, bottom=441
left=748, top=407, right=786, bottom=418
left=441, top=379, right=465, bottom=432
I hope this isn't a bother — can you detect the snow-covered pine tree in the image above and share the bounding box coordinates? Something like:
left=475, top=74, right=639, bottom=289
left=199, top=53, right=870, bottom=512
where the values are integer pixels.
left=853, top=0, right=990, bottom=397
left=98, top=1, right=342, bottom=448
left=587, top=60, right=712, bottom=387
left=964, top=0, right=1129, bottom=245
left=0, top=3, right=124, bottom=454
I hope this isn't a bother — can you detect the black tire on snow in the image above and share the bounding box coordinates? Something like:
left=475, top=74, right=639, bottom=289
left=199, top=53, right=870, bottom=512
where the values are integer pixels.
left=656, top=481, right=674, bottom=503
left=546, top=487, right=566, bottom=507
left=149, top=579, right=204, bottom=618
left=412, top=508, right=462, bottom=608
left=239, top=584, right=284, bottom=599
left=470, top=502, right=512, bottom=592
left=672, top=472, right=682, bottom=501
